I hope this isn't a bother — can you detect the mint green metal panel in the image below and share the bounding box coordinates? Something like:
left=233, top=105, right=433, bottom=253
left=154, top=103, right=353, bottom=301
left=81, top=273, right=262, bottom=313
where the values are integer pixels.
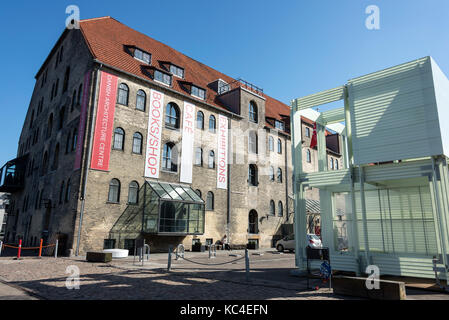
left=293, top=86, right=345, bottom=111
left=354, top=186, right=438, bottom=257
left=430, top=58, right=449, bottom=157
left=349, top=57, right=445, bottom=165
left=320, top=107, right=345, bottom=124
left=300, top=169, right=351, bottom=188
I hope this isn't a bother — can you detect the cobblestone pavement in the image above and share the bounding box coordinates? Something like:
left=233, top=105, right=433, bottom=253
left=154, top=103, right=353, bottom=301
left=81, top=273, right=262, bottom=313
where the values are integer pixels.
left=0, top=250, right=445, bottom=300
left=0, top=250, right=348, bottom=300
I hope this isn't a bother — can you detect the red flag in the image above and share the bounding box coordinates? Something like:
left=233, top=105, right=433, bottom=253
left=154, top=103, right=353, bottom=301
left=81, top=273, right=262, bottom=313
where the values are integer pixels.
left=309, top=123, right=317, bottom=149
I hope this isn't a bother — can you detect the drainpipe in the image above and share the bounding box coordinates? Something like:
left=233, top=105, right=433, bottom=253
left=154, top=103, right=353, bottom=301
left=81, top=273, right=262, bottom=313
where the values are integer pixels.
left=75, top=65, right=101, bottom=256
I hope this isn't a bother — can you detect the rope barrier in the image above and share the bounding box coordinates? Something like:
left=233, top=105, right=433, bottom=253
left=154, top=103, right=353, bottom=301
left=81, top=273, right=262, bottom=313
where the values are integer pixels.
left=1, top=240, right=58, bottom=259
left=174, top=252, right=245, bottom=266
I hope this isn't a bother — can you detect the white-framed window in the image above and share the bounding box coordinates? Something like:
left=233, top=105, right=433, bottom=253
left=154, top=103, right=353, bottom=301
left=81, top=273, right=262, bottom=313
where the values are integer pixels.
left=134, top=48, right=151, bottom=64
left=275, top=120, right=285, bottom=131
left=170, top=64, right=184, bottom=78
left=191, top=85, right=206, bottom=100
left=155, top=70, right=172, bottom=86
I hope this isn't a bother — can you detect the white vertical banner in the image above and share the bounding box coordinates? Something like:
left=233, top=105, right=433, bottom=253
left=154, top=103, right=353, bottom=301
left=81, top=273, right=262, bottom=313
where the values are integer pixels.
left=145, top=89, right=165, bottom=178
left=217, top=114, right=229, bottom=189
left=180, top=101, right=196, bottom=183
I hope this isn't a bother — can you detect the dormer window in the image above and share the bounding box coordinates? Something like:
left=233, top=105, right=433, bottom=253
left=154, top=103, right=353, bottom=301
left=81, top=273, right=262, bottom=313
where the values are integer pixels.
left=170, top=64, right=184, bottom=78
left=275, top=120, right=285, bottom=131
left=134, top=48, right=151, bottom=64
left=154, top=70, right=172, bottom=86
left=191, top=85, right=206, bottom=100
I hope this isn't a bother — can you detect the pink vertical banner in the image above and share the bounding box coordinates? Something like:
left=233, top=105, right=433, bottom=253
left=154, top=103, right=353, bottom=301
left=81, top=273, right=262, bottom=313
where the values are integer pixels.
left=74, top=71, right=92, bottom=170
left=90, top=71, right=118, bottom=171
left=217, top=114, right=228, bottom=189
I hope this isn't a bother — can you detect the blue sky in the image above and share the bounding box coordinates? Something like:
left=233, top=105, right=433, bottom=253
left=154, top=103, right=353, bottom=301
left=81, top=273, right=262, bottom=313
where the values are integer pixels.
left=1, top=0, right=449, bottom=166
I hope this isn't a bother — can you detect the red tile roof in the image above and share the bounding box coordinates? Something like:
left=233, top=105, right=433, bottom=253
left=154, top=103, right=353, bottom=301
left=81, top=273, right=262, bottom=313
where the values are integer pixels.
left=79, top=17, right=291, bottom=129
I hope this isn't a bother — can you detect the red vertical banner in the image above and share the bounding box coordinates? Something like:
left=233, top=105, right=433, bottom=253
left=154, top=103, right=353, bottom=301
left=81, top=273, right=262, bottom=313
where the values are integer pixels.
left=90, top=71, right=118, bottom=171
left=74, top=71, right=92, bottom=170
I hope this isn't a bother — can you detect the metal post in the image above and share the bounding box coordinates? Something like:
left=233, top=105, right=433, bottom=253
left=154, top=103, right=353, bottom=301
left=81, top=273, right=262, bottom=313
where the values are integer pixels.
left=167, top=246, right=172, bottom=272
left=144, top=244, right=150, bottom=261
left=141, top=240, right=145, bottom=266
left=17, top=239, right=22, bottom=260
left=54, top=239, right=59, bottom=258
left=245, top=249, right=250, bottom=282
left=38, top=238, right=43, bottom=258
left=0, top=240, right=2, bottom=257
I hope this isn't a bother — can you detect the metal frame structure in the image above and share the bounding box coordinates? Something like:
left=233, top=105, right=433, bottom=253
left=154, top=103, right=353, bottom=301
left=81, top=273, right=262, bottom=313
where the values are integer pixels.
left=291, top=57, right=449, bottom=280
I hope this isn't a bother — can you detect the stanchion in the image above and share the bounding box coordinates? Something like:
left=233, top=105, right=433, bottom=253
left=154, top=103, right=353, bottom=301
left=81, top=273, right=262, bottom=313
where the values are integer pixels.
left=17, top=239, right=22, bottom=260
left=167, top=246, right=172, bottom=271
left=38, top=239, right=43, bottom=258
left=245, top=249, right=250, bottom=282
left=0, top=240, right=3, bottom=257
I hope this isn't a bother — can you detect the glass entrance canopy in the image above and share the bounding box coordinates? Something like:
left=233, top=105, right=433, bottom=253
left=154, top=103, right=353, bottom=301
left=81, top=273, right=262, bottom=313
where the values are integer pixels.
left=110, top=180, right=205, bottom=239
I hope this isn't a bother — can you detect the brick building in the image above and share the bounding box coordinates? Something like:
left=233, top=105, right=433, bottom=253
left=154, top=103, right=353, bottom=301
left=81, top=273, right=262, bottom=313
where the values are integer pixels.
left=1, top=17, right=342, bottom=255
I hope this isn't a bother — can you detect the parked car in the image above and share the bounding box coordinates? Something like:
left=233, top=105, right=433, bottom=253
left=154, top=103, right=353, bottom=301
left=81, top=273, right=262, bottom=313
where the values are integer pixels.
left=307, top=233, right=323, bottom=249
left=276, top=234, right=295, bottom=252
left=275, top=233, right=323, bottom=252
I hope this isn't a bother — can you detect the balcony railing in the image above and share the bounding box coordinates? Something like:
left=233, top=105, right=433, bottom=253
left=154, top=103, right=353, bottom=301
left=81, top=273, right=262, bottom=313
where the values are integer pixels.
left=218, top=78, right=264, bottom=96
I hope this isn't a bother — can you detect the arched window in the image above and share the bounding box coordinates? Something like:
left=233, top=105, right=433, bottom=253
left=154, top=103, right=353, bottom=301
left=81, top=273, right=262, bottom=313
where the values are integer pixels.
left=195, top=189, right=202, bottom=198
left=306, top=149, right=311, bottom=163
left=117, top=83, right=129, bottom=105
left=335, top=159, right=339, bottom=170
left=249, top=131, right=258, bottom=154
left=277, top=139, right=282, bottom=154
left=249, top=101, right=258, bottom=123
left=269, top=166, right=275, bottom=181
left=72, top=128, right=78, bottom=151
left=277, top=168, right=283, bottom=183
left=47, top=114, right=53, bottom=138
left=42, top=152, right=49, bottom=175
left=65, top=179, right=71, bottom=203
left=53, top=143, right=60, bottom=170
left=195, top=147, right=203, bottom=166
left=249, top=210, right=258, bottom=234
left=268, top=136, right=274, bottom=152
left=59, top=181, right=65, bottom=204
left=128, top=181, right=139, bottom=204
left=206, top=192, right=214, bottom=211
left=108, top=179, right=120, bottom=203
left=165, top=102, right=180, bottom=128
left=330, top=157, right=334, bottom=170
left=208, top=150, right=215, bottom=169
left=65, top=133, right=71, bottom=154
left=136, top=90, right=146, bottom=111
left=29, top=110, right=35, bottom=129
left=248, top=164, right=258, bottom=186
left=209, top=115, right=216, bottom=133
left=132, top=132, right=143, bottom=154
left=58, top=107, right=65, bottom=130
left=270, top=200, right=275, bottom=216
left=71, top=90, right=77, bottom=111
left=113, top=127, right=125, bottom=150
left=278, top=201, right=283, bottom=217
left=63, top=66, right=70, bottom=93
left=196, top=111, right=204, bottom=130
left=162, top=143, right=178, bottom=172
left=78, top=83, right=83, bottom=104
